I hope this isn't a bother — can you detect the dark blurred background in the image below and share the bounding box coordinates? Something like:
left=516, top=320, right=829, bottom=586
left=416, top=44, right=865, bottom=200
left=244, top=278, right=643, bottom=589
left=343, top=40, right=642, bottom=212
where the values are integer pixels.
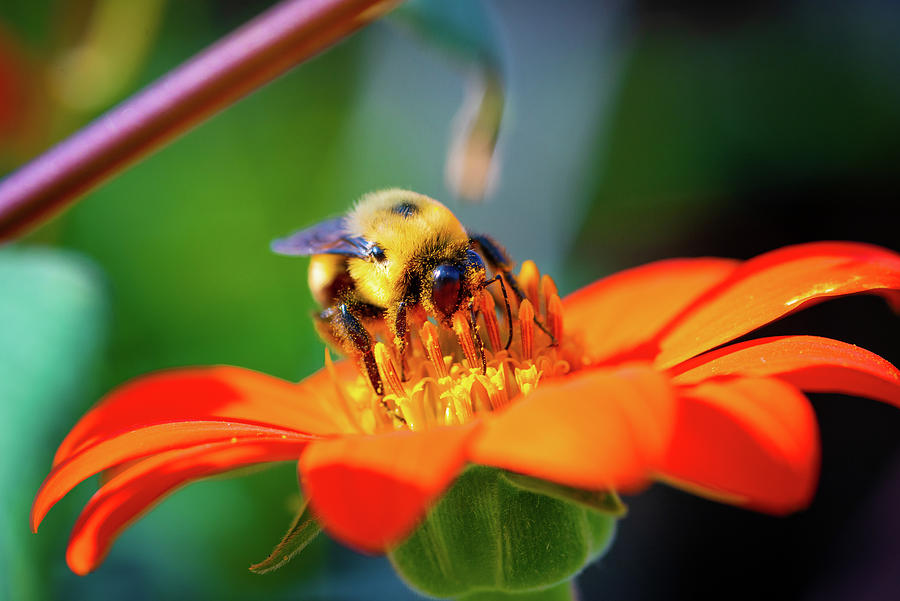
left=1, top=1, right=898, bottom=600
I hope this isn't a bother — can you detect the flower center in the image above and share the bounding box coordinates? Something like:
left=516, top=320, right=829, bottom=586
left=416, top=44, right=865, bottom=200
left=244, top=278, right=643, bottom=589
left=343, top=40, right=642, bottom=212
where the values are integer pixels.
left=327, top=261, right=571, bottom=433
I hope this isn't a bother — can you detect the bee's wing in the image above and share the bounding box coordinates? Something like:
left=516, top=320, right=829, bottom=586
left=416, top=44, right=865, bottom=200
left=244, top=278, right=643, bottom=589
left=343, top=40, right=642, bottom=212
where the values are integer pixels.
left=271, top=217, right=369, bottom=257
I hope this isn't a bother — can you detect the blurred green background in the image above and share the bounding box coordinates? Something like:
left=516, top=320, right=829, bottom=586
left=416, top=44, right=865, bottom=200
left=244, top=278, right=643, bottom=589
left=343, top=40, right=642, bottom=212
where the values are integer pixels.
left=2, top=1, right=899, bottom=600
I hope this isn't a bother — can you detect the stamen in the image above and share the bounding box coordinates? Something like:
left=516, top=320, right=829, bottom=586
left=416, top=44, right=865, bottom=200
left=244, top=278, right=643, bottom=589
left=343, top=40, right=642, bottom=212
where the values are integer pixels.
left=419, top=321, right=448, bottom=378
left=469, top=378, right=492, bottom=413
left=452, top=312, right=479, bottom=369
left=541, top=274, right=558, bottom=319
left=501, top=361, right=520, bottom=400
left=324, top=257, right=568, bottom=435
left=518, top=299, right=535, bottom=360
left=485, top=377, right=507, bottom=410
left=397, top=396, right=425, bottom=431
left=546, top=293, right=564, bottom=342
left=452, top=391, right=473, bottom=424
left=479, top=290, right=502, bottom=351
left=418, top=379, right=442, bottom=428
left=518, top=260, right=540, bottom=307
left=374, top=342, right=405, bottom=398
left=515, top=363, right=540, bottom=396
left=372, top=395, right=396, bottom=431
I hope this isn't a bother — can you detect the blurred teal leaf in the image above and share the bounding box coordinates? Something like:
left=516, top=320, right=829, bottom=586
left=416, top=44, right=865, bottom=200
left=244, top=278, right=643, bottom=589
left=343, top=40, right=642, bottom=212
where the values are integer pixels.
left=0, top=246, right=108, bottom=601
left=392, top=0, right=501, bottom=66
left=391, top=0, right=505, bottom=202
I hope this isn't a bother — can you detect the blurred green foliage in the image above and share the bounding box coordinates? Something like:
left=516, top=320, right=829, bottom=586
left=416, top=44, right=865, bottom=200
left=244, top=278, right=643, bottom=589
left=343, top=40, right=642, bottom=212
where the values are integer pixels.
left=2, top=2, right=367, bottom=599
left=578, top=10, right=900, bottom=266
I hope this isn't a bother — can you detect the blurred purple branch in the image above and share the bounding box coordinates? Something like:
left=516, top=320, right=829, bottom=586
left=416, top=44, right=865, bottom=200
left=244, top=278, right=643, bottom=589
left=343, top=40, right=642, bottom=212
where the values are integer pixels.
left=0, top=0, right=400, bottom=242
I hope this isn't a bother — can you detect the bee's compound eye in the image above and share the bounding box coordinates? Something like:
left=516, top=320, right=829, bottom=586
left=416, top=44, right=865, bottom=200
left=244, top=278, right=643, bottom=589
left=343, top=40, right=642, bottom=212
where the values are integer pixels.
left=369, top=244, right=387, bottom=262
left=432, top=264, right=463, bottom=317
left=465, top=250, right=486, bottom=276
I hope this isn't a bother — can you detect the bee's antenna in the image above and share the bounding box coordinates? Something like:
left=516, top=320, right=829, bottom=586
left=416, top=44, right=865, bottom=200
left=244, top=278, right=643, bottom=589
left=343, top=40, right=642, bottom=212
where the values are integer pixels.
left=484, top=275, right=513, bottom=350
left=533, top=313, right=558, bottom=347
left=486, top=274, right=558, bottom=348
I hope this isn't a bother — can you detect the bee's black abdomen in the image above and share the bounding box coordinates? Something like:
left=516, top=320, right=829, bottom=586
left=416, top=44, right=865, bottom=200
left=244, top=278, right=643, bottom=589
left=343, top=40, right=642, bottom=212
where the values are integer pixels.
left=390, top=201, right=419, bottom=218
left=469, top=234, right=512, bottom=270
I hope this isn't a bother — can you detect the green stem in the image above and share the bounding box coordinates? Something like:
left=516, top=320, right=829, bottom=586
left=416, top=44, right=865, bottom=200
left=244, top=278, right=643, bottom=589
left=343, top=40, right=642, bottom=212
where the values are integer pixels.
left=457, top=581, right=576, bottom=601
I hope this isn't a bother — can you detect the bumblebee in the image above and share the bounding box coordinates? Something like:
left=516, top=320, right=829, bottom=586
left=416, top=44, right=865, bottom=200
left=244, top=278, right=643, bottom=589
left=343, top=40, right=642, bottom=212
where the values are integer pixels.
left=272, top=189, right=535, bottom=395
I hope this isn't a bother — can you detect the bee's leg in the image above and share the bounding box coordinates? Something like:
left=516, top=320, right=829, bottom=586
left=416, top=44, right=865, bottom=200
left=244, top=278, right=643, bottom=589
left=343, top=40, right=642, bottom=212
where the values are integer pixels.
left=471, top=234, right=558, bottom=347
left=313, top=307, right=345, bottom=352
left=390, top=301, right=410, bottom=381
left=468, top=308, right=488, bottom=374
left=326, top=303, right=384, bottom=396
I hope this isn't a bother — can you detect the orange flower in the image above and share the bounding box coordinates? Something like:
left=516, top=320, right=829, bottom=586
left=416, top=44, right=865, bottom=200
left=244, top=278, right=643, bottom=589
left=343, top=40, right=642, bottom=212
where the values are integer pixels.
left=33, top=241, right=900, bottom=575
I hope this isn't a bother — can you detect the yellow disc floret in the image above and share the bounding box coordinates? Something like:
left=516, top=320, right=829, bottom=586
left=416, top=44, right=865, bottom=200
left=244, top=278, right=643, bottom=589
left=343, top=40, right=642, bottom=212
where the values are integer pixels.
left=327, top=263, right=571, bottom=434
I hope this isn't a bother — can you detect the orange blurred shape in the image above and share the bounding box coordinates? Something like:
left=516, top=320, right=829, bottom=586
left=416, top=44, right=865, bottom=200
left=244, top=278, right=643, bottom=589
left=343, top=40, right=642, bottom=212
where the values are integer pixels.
left=446, top=71, right=504, bottom=202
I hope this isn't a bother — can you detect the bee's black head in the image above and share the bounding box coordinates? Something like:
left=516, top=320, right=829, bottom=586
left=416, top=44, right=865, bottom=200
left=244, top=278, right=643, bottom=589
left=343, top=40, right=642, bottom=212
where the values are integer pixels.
left=430, top=251, right=486, bottom=320
left=432, top=263, right=462, bottom=319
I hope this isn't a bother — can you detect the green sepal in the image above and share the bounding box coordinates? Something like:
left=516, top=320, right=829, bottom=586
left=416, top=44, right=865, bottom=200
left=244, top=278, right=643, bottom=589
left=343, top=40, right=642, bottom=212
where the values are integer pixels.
left=500, top=472, right=627, bottom=517
left=458, top=581, right=575, bottom=601
left=389, top=466, right=618, bottom=599
left=250, top=499, right=321, bottom=574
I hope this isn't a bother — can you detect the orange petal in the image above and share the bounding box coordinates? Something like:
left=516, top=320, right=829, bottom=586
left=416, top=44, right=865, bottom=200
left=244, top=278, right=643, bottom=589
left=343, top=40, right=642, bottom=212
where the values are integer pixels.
left=53, top=365, right=348, bottom=467
left=65, top=438, right=307, bottom=575
left=33, top=421, right=313, bottom=532
left=656, top=242, right=900, bottom=369
left=299, top=425, right=475, bottom=553
left=469, top=365, right=675, bottom=491
left=659, top=377, right=819, bottom=515
left=671, top=336, right=900, bottom=408
left=562, top=259, right=737, bottom=364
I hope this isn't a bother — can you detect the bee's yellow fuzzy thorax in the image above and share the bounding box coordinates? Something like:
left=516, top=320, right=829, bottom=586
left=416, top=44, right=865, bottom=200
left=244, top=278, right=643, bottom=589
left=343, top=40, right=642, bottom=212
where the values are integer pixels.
left=346, top=189, right=470, bottom=308
left=326, top=261, right=570, bottom=433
